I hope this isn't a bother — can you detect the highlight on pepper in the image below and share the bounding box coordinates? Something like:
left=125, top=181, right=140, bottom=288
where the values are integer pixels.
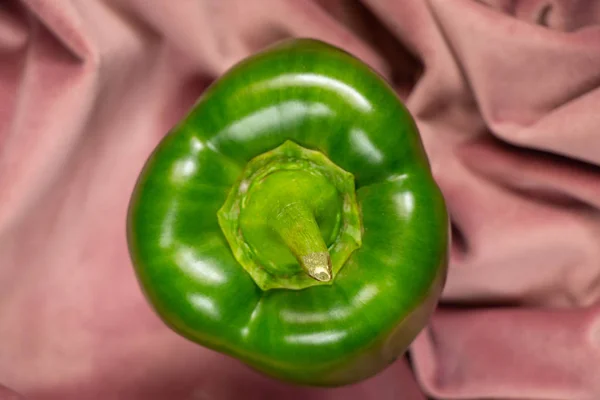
left=126, top=37, right=449, bottom=387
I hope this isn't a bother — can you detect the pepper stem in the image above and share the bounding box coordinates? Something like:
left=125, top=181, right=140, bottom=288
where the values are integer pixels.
left=218, top=140, right=362, bottom=290
left=268, top=200, right=332, bottom=282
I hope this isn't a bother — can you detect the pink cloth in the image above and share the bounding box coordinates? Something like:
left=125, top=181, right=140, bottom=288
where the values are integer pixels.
left=2, top=0, right=600, bottom=398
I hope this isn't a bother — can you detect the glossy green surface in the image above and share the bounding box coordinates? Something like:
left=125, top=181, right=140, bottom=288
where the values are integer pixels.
left=127, top=38, right=449, bottom=386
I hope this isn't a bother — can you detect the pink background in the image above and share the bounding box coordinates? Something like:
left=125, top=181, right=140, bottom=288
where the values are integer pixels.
left=1, top=0, right=600, bottom=399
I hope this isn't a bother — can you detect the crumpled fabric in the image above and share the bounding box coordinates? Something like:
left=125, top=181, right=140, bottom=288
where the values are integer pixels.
left=1, top=0, right=600, bottom=399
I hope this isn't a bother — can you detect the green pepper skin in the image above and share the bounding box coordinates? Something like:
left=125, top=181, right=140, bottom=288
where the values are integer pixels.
left=127, top=38, right=449, bottom=386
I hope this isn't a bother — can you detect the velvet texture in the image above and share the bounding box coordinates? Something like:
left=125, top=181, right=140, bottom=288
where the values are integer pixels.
left=1, top=1, right=600, bottom=399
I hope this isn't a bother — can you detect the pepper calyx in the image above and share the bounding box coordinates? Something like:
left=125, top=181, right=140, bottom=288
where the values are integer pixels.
left=217, top=140, right=362, bottom=291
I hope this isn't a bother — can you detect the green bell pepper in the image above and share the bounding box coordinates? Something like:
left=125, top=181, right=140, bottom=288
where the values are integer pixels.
left=127, top=38, right=449, bottom=387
